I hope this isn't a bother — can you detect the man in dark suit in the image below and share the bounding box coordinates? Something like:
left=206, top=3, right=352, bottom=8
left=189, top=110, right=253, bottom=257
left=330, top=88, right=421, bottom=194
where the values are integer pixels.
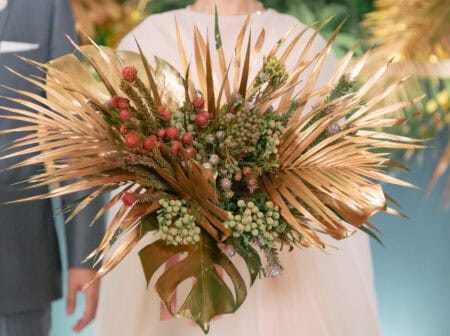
left=0, top=0, right=104, bottom=334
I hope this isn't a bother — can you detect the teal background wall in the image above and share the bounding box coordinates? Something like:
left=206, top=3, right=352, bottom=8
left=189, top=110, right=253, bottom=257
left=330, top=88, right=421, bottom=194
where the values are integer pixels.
left=371, top=133, right=450, bottom=336
left=50, top=198, right=93, bottom=336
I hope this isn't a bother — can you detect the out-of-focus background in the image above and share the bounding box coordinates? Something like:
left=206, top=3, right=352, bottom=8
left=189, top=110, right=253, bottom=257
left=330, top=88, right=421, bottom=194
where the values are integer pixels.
left=53, top=0, right=449, bottom=335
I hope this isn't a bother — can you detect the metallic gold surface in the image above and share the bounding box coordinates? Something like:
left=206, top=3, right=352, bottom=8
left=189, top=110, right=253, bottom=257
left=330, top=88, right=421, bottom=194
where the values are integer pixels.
left=139, top=234, right=246, bottom=333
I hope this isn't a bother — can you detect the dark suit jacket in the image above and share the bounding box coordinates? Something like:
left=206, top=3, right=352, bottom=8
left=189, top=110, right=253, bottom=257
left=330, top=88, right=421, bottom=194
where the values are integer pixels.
left=0, top=0, right=104, bottom=315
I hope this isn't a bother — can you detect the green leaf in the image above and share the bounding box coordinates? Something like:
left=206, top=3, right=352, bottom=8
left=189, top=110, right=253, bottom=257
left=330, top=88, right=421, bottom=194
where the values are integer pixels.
left=214, top=6, right=223, bottom=50
left=232, top=238, right=263, bottom=284
left=140, top=214, right=159, bottom=238
left=358, top=225, right=384, bottom=246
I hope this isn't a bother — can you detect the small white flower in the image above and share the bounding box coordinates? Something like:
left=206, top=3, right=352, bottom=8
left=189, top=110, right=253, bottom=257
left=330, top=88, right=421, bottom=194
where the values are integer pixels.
left=327, top=122, right=341, bottom=135
left=231, top=92, right=242, bottom=101
left=215, top=131, right=225, bottom=140
left=220, top=178, right=232, bottom=190
left=225, top=113, right=234, bottom=122
left=267, top=265, right=283, bottom=278
left=205, top=134, right=215, bottom=143
left=218, top=243, right=236, bottom=258
left=202, top=162, right=212, bottom=170
left=209, top=154, right=219, bottom=165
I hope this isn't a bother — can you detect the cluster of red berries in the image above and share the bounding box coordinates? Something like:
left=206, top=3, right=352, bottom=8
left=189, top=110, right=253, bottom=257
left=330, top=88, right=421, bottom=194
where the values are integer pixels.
left=109, top=95, right=133, bottom=136
left=192, top=96, right=210, bottom=128
left=116, top=66, right=138, bottom=135
left=119, top=104, right=195, bottom=156
left=155, top=127, right=196, bottom=155
left=122, top=126, right=195, bottom=155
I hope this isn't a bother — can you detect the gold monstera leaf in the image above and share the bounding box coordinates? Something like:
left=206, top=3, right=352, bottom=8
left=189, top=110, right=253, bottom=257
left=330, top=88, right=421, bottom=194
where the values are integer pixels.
left=139, top=233, right=248, bottom=333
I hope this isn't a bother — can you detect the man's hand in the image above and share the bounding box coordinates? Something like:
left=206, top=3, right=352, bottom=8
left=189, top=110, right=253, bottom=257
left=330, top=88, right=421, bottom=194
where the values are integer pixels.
left=66, top=268, right=100, bottom=333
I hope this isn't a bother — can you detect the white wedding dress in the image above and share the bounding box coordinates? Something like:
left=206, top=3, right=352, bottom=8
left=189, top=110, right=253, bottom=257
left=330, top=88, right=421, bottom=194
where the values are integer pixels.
left=94, top=7, right=382, bottom=336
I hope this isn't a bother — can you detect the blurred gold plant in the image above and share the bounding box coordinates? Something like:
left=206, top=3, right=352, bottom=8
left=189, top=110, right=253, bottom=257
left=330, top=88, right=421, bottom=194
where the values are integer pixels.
left=364, top=0, right=450, bottom=62
left=71, top=0, right=149, bottom=47
left=360, top=0, right=450, bottom=106
left=359, top=0, right=450, bottom=199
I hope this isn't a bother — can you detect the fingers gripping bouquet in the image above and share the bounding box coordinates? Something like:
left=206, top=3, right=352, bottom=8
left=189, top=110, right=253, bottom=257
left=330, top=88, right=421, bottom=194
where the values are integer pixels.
left=0, top=15, right=420, bottom=332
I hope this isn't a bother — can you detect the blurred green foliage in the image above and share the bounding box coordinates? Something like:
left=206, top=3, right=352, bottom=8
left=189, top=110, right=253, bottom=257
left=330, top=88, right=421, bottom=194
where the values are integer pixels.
left=145, top=0, right=374, bottom=57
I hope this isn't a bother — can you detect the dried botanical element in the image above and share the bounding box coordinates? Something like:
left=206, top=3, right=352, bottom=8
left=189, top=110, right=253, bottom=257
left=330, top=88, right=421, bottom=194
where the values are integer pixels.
left=0, top=14, right=421, bottom=333
left=72, top=0, right=149, bottom=47
left=360, top=0, right=450, bottom=201
left=364, top=0, right=450, bottom=61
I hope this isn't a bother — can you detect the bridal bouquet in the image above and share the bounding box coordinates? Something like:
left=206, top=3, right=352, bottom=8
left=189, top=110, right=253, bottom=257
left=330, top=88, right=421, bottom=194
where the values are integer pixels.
left=0, top=16, right=419, bottom=332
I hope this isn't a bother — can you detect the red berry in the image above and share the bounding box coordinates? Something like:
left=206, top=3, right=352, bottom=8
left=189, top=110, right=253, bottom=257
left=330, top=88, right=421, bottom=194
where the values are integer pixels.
left=171, top=140, right=181, bottom=153
left=120, top=125, right=128, bottom=135
left=144, top=135, right=157, bottom=150
left=185, top=146, right=196, bottom=156
left=122, top=192, right=136, bottom=206
left=110, top=95, right=120, bottom=108
left=166, top=126, right=179, bottom=139
left=122, top=66, right=137, bottom=82
left=160, top=110, right=171, bottom=122
left=156, top=128, right=166, bottom=138
left=181, top=133, right=193, bottom=145
left=157, top=105, right=171, bottom=122
left=195, top=113, right=209, bottom=127
left=199, top=111, right=210, bottom=119
left=229, top=106, right=236, bottom=114
left=193, top=96, right=205, bottom=109
left=125, top=133, right=140, bottom=148
left=117, top=98, right=130, bottom=109
left=119, top=109, right=131, bottom=120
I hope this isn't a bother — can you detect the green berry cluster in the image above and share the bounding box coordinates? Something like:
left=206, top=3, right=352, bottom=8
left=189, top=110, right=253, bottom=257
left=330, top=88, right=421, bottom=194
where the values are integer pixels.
left=255, top=57, right=288, bottom=87
left=193, top=140, right=207, bottom=163
left=259, top=113, right=284, bottom=160
left=222, top=107, right=260, bottom=155
left=224, top=200, right=286, bottom=242
left=157, top=199, right=201, bottom=245
left=222, top=158, right=240, bottom=175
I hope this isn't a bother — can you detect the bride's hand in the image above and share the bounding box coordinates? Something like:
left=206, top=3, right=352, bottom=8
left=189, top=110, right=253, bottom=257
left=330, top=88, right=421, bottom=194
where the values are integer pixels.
left=66, top=268, right=100, bottom=333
